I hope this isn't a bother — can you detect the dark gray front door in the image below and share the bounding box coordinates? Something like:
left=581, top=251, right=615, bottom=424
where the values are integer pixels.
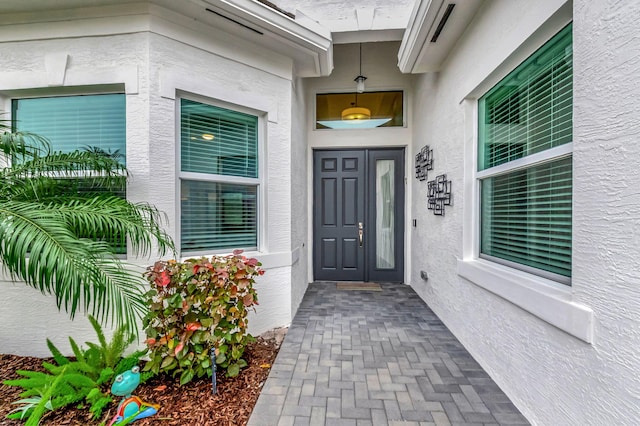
left=313, top=149, right=404, bottom=282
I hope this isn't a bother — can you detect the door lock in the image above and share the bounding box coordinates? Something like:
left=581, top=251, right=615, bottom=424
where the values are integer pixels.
left=358, top=222, right=364, bottom=247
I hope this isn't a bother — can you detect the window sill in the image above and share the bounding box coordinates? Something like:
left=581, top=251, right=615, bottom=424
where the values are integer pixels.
left=457, top=259, right=593, bottom=343
left=180, top=250, right=295, bottom=270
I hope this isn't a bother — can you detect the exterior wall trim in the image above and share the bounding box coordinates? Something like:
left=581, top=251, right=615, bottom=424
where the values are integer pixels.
left=159, top=70, right=277, bottom=123
left=0, top=65, right=139, bottom=95
left=0, top=1, right=333, bottom=79
left=457, top=259, right=594, bottom=343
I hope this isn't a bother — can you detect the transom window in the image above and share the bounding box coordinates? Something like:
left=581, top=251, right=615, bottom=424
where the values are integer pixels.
left=179, top=98, right=259, bottom=254
left=316, top=91, right=403, bottom=129
left=478, top=23, right=573, bottom=283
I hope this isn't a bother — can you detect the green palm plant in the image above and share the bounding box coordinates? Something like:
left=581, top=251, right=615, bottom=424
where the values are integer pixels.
left=0, top=122, right=174, bottom=334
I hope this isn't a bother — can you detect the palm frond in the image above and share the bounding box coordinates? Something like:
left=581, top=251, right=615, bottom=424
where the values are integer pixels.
left=85, top=258, right=149, bottom=335
left=82, top=146, right=125, bottom=162
left=0, top=122, right=50, bottom=160
left=3, top=150, right=128, bottom=179
left=0, top=201, right=149, bottom=334
left=0, top=123, right=174, bottom=334
left=0, top=150, right=128, bottom=202
left=51, top=196, right=174, bottom=257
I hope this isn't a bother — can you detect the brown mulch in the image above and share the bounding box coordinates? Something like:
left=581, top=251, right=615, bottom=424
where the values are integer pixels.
left=0, top=334, right=283, bottom=426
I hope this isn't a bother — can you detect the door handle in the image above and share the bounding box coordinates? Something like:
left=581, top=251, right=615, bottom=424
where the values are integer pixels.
left=358, top=222, right=364, bottom=247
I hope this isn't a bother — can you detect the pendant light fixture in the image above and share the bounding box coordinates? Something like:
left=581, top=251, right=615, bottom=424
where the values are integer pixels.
left=341, top=97, right=371, bottom=120
left=341, top=43, right=370, bottom=121
left=354, top=43, right=367, bottom=93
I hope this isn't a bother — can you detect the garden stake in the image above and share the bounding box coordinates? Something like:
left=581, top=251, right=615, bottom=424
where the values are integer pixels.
left=211, top=348, right=217, bottom=395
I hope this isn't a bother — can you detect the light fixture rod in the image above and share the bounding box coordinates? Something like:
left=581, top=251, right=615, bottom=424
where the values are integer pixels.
left=354, top=43, right=367, bottom=93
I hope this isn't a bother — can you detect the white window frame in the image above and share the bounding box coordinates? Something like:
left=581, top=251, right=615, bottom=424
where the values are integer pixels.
left=176, top=93, right=264, bottom=257
left=477, top=145, right=573, bottom=285
left=458, top=17, right=594, bottom=343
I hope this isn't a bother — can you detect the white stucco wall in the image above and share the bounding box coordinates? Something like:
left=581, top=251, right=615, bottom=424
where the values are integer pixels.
left=0, top=11, right=299, bottom=354
left=290, top=77, right=310, bottom=314
left=146, top=30, right=296, bottom=336
left=409, top=0, right=640, bottom=424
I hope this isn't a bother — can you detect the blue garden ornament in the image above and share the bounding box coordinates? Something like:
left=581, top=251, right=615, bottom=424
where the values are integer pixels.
left=107, top=366, right=159, bottom=425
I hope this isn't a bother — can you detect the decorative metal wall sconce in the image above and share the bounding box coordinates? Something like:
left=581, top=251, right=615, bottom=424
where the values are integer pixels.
left=415, top=145, right=433, bottom=181
left=427, top=174, right=452, bottom=216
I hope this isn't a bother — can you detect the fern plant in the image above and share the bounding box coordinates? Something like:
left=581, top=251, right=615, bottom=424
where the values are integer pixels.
left=4, top=315, right=148, bottom=424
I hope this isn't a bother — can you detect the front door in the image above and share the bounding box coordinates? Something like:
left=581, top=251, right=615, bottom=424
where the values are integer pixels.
left=313, top=149, right=404, bottom=282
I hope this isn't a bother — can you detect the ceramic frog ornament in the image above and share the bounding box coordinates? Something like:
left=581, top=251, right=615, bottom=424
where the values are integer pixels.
left=107, top=366, right=159, bottom=425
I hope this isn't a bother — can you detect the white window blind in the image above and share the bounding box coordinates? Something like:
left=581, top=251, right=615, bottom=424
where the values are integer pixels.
left=181, top=99, right=257, bottom=178
left=12, top=94, right=126, bottom=163
left=180, top=99, right=259, bottom=253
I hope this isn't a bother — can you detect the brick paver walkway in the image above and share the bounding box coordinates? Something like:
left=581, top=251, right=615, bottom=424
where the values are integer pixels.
left=248, top=282, right=529, bottom=426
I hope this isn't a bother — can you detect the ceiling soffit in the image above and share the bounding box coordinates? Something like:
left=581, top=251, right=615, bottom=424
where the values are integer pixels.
left=196, top=0, right=333, bottom=76
left=398, top=0, right=484, bottom=73
left=0, top=0, right=334, bottom=78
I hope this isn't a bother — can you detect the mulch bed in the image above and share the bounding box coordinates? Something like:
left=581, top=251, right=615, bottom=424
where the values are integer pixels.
left=0, top=335, right=282, bottom=425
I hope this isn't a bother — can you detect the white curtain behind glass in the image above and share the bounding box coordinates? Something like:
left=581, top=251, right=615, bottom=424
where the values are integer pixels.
left=376, top=160, right=395, bottom=269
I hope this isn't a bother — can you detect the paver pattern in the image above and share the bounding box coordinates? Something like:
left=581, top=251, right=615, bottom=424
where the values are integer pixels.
left=249, top=282, right=529, bottom=426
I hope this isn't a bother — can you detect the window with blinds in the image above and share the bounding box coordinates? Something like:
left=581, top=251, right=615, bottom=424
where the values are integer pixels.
left=12, top=93, right=127, bottom=254
left=478, top=23, right=573, bottom=283
left=180, top=99, right=259, bottom=253
left=12, top=94, right=126, bottom=163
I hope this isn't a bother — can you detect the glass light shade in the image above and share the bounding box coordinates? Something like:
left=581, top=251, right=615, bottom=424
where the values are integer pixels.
left=341, top=106, right=371, bottom=120
left=316, top=118, right=392, bottom=129
left=354, top=75, right=366, bottom=93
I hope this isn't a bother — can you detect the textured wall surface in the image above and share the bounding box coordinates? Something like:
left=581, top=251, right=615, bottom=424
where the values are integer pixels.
left=290, top=77, right=310, bottom=314
left=409, top=0, right=640, bottom=424
left=147, top=31, right=295, bottom=336
left=0, top=21, right=297, bottom=354
left=571, top=0, right=640, bottom=420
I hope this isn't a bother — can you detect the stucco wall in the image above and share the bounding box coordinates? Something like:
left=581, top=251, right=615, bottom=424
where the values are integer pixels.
left=409, top=0, right=640, bottom=424
left=146, top=31, right=295, bottom=336
left=0, top=21, right=297, bottom=354
left=290, top=77, right=310, bottom=314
